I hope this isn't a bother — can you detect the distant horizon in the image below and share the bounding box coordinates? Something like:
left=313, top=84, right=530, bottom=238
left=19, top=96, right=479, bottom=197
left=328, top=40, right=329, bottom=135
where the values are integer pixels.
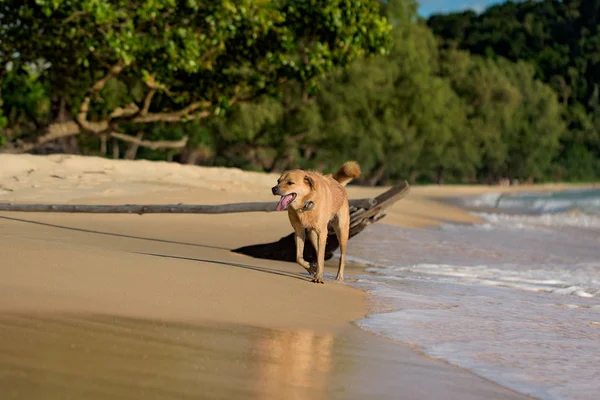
left=417, top=0, right=504, bottom=17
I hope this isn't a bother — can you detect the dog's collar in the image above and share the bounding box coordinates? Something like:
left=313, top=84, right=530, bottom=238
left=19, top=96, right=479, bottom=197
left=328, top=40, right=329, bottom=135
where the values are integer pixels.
left=301, top=200, right=315, bottom=211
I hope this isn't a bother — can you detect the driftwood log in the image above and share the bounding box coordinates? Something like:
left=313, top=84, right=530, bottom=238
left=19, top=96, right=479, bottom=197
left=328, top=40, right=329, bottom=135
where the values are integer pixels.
left=0, top=181, right=410, bottom=263
left=232, top=181, right=410, bottom=263
left=0, top=198, right=378, bottom=215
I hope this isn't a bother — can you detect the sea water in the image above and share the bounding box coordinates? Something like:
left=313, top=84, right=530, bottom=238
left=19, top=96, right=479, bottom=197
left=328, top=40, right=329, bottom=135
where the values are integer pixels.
left=344, top=189, right=600, bottom=400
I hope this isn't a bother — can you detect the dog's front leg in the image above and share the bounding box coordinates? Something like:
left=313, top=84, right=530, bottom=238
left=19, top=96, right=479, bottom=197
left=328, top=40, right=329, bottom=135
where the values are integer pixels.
left=294, top=229, right=312, bottom=273
left=311, top=229, right=327, bottom=284
left=307, top=229, right=319, bottom=275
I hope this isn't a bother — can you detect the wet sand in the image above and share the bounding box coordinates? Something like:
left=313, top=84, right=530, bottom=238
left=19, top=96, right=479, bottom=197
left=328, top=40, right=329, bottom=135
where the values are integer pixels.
left=0, top=154, right=562, bottom=399
left=0, top=313, right=530, bottom=400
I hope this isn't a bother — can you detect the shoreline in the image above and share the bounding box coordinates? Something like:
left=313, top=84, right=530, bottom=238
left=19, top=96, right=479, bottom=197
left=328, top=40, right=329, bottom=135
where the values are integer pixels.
left=2, top=154, right=589, bottom=399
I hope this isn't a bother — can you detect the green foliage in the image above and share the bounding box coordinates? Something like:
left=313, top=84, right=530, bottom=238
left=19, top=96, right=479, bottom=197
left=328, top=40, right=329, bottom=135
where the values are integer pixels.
left=439, top=49, right=565, bottom=181
left=209, top=15, right=566, bottom=184
left=3, top=62, right=51, bottom=121
left=2, top=0, right=391, bottom=130
left=310, top=22, right=476, bottom=183
left=427, top=0, right=596, bottom=106
left=1, top=0, right=599, bottom=183
left=427, top=0, right=600, bottom=181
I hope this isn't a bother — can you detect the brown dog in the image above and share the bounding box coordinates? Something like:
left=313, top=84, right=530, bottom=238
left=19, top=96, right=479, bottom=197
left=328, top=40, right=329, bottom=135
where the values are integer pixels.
left=271, top=162, right=361, bottom=283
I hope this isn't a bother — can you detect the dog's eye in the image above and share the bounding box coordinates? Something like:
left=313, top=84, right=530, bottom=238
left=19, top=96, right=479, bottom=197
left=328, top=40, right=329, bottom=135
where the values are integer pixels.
left=287, top=181, right=294, bottom=185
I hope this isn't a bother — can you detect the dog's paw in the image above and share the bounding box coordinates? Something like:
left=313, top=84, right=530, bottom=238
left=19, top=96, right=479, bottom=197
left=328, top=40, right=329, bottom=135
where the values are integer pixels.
left=311, top=277, right=324, bottom=284
left=308, top=262, right=318, bottom=275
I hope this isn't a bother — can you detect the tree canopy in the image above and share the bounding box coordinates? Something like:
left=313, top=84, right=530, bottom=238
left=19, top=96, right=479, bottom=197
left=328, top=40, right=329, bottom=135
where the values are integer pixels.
left=0, top=0, right=391, bottom=153
left=199, top=3, right=567, bottom=184
left=427, top=0, right=600, bottom=180
left=2, top=0, right=599, bottom=184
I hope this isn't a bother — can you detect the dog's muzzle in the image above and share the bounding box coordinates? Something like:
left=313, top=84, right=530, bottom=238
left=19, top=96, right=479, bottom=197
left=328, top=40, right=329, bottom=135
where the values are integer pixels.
left=271, top=186, right=280, bottom=195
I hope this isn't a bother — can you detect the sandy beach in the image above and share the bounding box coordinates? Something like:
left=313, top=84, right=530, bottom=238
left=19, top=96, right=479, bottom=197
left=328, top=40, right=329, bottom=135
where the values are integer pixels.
left=1, top=154, right=580, bottom=399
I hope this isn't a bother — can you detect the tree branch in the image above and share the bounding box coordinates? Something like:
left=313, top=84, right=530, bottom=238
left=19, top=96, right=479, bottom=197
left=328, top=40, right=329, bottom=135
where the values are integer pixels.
left=0, top=122, right=188, bottom=154
left=76, top=61, right=126, bottom=132
left=140, top=89, right=156, bottom=116
left=128, top=101, right=211, bottom=123
left=63, top=10, right=87, bottom=24
left=143, top=74, right=175, bottom=97
left=109, top=132, right=188, bottom=150
left=2, top=122, right=81, bottom=153
left=109, top=103, right=140, bottom=119
left=3, top=64, right=254, bottom=153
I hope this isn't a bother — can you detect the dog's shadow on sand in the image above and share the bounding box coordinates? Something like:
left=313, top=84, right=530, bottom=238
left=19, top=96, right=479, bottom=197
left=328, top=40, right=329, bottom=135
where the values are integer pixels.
left=137, top=252, right=310, bottom=282
left=0, top=215, right=310, bottom=282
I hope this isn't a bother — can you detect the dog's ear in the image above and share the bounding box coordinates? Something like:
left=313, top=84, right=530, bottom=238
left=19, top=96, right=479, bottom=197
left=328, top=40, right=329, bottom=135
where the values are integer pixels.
left=304, top=175, right=315, bottom=191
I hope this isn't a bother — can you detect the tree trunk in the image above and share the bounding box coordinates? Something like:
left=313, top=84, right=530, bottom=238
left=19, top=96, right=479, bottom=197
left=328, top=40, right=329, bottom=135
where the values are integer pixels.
left=181, top=149, right=199, bottom=165
left=100, top=135, right=108, bottom=155
left=436, top=165, right=445, bottom=185
left=368, top=165, right=386, bottom=186
left=124, top=132, right=143, bottom=160
left=271, top=154, right=290, bottom=173
left=112, top=137, right=120, bottom=159
left=410, top=171, right=419, bottom=184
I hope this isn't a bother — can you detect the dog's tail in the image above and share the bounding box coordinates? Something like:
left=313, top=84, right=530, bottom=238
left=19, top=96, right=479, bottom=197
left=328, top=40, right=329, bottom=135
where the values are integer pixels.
left=333, top=161, right=361, bottom=186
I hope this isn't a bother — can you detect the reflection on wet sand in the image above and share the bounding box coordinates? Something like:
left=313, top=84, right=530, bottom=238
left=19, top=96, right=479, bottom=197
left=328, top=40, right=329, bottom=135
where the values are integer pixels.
left=252, top=329, right=334, bottom=400
left=0, top=312, right=532, bottom=400
left=0, top=313, right=335, bottom=400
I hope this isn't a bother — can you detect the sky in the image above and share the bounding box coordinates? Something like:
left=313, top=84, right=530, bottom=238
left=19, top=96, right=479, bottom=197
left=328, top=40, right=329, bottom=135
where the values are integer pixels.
left=417, top=0, right=504, bottom=17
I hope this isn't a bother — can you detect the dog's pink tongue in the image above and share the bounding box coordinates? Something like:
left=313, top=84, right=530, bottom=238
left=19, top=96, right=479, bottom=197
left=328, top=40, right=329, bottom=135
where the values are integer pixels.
left=276, top=194, right=293, bottom=211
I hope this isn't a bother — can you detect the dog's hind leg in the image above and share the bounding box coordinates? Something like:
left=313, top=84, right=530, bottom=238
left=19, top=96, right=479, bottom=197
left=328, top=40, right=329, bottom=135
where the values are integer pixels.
left=333, top=204, right=350, bottom=281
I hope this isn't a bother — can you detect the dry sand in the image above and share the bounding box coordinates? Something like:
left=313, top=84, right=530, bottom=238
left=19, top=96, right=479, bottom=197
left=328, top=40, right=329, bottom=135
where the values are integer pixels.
left=0, top=153, right=574, bottom=399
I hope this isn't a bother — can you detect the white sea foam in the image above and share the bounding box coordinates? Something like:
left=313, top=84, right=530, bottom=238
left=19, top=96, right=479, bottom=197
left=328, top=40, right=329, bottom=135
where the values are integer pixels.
left=461, top=188, right=600, bottom=215
left=344, top=200, right=600, bottom=400
left=471, top=211, right=600, bottom=231
left=365, top=263, right=600, bottom=298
